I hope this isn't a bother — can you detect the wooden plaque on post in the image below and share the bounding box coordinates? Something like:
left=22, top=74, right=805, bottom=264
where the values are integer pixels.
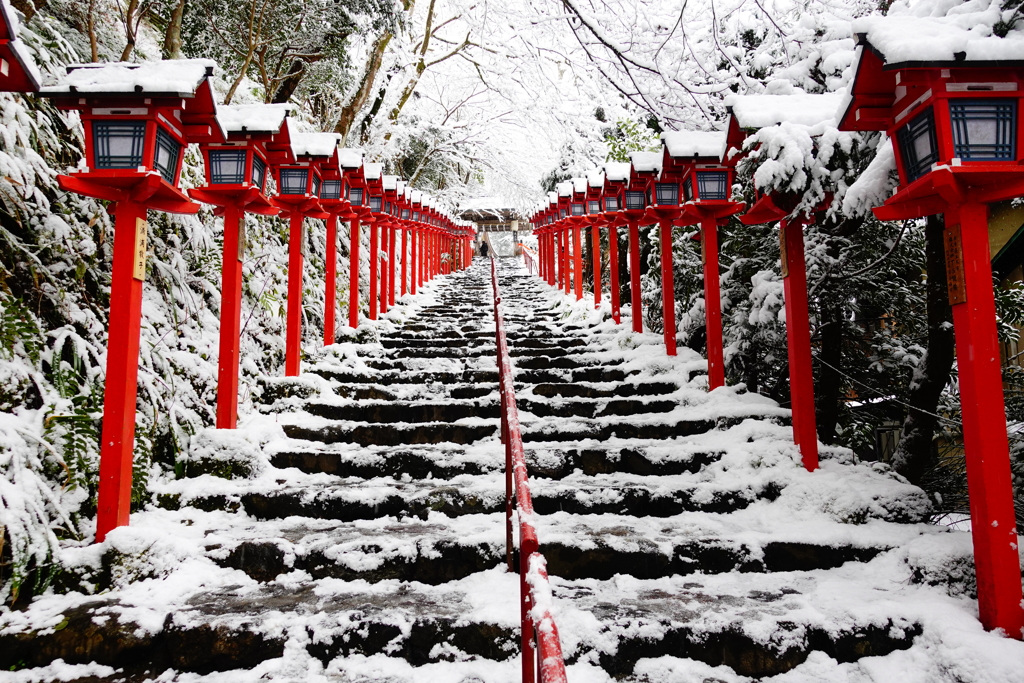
left=133, top=218, right=148, bottom=281
left=944, top=223, right=966, bottom=305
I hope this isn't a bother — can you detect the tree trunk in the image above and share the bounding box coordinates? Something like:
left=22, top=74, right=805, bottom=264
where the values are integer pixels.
left=88, top=0, right=99, bottom=62
left=272, top=59, right=306, bottom=103
left=163, top=0, right=187, bottom=59
left=892, top=214, right=956, bottom=484
left=335, top=32, right=393, bottom=141
left=815, top=305, right=843, bottom=445
left=120, top=0, right=140, bottom=62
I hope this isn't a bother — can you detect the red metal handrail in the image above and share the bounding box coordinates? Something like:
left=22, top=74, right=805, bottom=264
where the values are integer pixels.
left=491, top=257, right=569, bottom=683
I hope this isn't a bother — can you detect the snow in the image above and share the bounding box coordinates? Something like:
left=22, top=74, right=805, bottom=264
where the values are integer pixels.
left=556, top=181, right=573, bottom=197
left=843, top=136, right=897, bottom=217
left=726, top=93, right=846, bottom=130
left=629, top=150, right=663, bottom=173
left=362, top=162, right=383, bottom=180
left=40, top=59, right=216, bottom=95
left=662, top=130, right=728, bottom=160
left=382, top=174, right=398, bottom=191
left=572, top=177, right=588, bottom=194
left=338, top=148, right=363, bottom=169
left=604, top=162, right=631, bottom=182
left=854, top=10, right=1024, bottom=64
left=290, top=132, right=341, bottom=158
left=216, top=103, right=290, bottom=134
left=587, top=169, right=604, bottom=188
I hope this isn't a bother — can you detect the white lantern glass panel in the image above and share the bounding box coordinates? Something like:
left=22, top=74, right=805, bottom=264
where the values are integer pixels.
left=279, top=168, right=309, bottom=194
left=209, top=150, right=246, bottom=184
left=154, top=127, right=182, bottom=184
left=93, top=121, right=146, bottom=169
left=950, top=99, right=1016, bottom=161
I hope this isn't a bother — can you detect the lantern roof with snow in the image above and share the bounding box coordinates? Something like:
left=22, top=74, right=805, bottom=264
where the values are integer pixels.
left=0, top=0, right=41, bottom=92
left=216, top=103, right=290, bottom=139
left=837, top=13, right=1024, bottom=218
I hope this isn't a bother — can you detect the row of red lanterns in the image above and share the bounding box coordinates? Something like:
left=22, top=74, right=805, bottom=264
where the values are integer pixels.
left=529, top=39, right=1024, bottom=639
left=9, top=59, right=474, bottom=542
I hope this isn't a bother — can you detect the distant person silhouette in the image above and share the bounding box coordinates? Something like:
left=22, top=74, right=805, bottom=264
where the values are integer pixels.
left=480, top=241, right=489, bottom=258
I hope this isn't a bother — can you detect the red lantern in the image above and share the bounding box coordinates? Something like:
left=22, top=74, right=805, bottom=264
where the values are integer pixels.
left=189, top=103, right=289, bottom=430
left=838, top=26, right=1024, bottom=638
left=314, top=145, right=359, bottom=345
left=662, top=130, right=745, bottom=390
left=270, top=131, right=338, bottom=376
left=39, top=59, right=220, bottom=542
left=0, top=0, right=40, bottom=92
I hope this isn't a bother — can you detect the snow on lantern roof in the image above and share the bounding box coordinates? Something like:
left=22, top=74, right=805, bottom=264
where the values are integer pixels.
left=852, top=13, right=1024, bottom=66
left=410, top=190, right=422, bottom=203
left=604, top=162, right=631, bottom=182
left=42, top=59, right=216, bottom=96
left=362, top=162, right=383, bottom=180
left=725, top=93, right=844, bottom=130
left=0, top=0, right=21, bottom=38
left=216, top=103, right=290, bottom=134
left=0, top=0, right=41, bottom=91
left=382, top=175, right=398, bottom=191
left=547, top=191, right=558, bottom=204
left=404, top=186, right=413, bottom=200
left=571, top=177, right=588, bottom=194
left=556, top=181, right=573, bottom=197
left=587, top=169, right=605, bottom=188
left=661, top=130, right=728, bottom=160
left=338, top=148, right=363, bottom=169
left=291, top=132, right=341, bottom=159
left=628, top=151, right=662, bottom=173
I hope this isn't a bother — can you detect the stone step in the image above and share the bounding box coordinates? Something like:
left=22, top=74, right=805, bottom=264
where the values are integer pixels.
left=0, top=574, right=520, bottom=674
left=554, top=574, right=921, bottom=678
left=169, top=468, right=783, bottom=522
left=282, top=420, right=497, bottom=446
left=530, top=380, right=678, bottom=398
left=303, top=399, right=498, bottom=423
left=517, top=396, right=678, bottom=419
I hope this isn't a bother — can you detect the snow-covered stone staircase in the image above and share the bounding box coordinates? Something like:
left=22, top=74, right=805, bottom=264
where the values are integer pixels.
left=1, top=258, right=1009, bottom=682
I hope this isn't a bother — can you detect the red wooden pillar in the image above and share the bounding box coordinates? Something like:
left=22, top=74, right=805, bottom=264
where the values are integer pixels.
left=388, top=224, right=397, bottom=305
left=369, top=220, right=378, bottom=321
left=557, top=232, right=565, bottom=290
left=563, top=228, right=571, bottom=295
left=348, top=219, right=360, bottom=328
left=323, top=213, right=338, bottom=345
left=284, top=211, right=305, bottom=377
left=702, top=217, right=725, bottom=389
left=591, top=223, right=601, bottom=308
left=780, top=217, right=818, bottom=471
left=410, top=228, right=418, bottom=294
left=401, top=228, right=408, bottom=296
left=548, top=233, right=556, bottom=286
left=608, top=224, right=621, bottom=324
left=418, top=229, right=425, bottom=288
left=216, top=204, right=244, bottom=429
left=659, top=219, right=677, bottom=356
left=573, top=223, right=583, bottom=300
left=948, top=202, right=1024, bottom=635
left=380, top=224, right=390, bottom=315
left=95, top=200, right=147, bottom=542
left=628, top=220, right=642, bottom=333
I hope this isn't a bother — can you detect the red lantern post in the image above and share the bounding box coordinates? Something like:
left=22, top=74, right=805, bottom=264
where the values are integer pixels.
left=343, top=167, right=371, bottom=326
left=662, top=130, right=745, bottom=389
left=316, top=147, right=362, bottom=342
left=601, top=164, right=630, bottom=325
left=189, top=104, right=289, bottom=428
left=41, top=60, right=219, bottom=541
left=622, top=159, right=660, bottom=335
left=269, top=132, right=337, bottom=376
left=0, top=0, right=40, bottom=93
left=839, top=26, right=1024, bottom=637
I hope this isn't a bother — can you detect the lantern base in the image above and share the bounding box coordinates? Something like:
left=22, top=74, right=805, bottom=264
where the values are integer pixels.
left=58, top=171, right=198, bottom=214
